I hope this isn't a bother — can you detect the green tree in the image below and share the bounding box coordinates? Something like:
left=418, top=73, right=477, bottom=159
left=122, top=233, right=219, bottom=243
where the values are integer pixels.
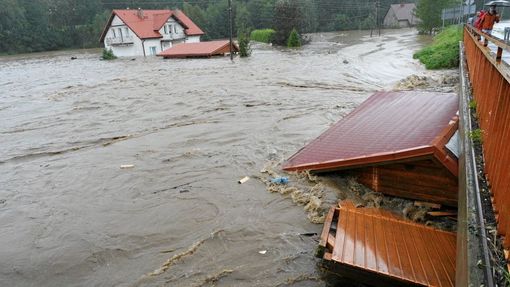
left=287, top=28, right=301, bottom=47
left=415, top=0, right=455, bottom=34
left=238, top=32, right=251, bottom=57
left=273, top=0, right=302, bottom=45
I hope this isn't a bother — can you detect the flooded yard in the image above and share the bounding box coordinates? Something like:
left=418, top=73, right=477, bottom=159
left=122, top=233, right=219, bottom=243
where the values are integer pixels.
left=1, top=29, right=437, bottom=286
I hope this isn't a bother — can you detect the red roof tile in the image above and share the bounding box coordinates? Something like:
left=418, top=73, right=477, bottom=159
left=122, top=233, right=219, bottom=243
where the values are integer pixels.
left=173, top=10, right=204, bottom=36
left=283, top=91, right=459, bottom=174
left=99, top=9, right=203, bottom=42
left=158, top=40, right=239, bottom=58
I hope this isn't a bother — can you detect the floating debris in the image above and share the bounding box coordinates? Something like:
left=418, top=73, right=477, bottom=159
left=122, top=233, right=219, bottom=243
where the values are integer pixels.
left=238, top=176, right=250, bottom=184
left=258, top=250, right=267, bottom=255
left=120, top=164, right=134, bottom=169
left=271, top=177, right=289, bottom=184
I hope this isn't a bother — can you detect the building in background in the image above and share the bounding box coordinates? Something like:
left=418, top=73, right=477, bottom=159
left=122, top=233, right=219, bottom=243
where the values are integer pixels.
left=383, top=3, right=419, bottom=28
left=99, top=9, right=204, bottom=57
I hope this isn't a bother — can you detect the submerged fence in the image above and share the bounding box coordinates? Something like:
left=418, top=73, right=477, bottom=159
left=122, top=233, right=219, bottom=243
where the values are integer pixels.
left=463, top=26, right=510, bottom=248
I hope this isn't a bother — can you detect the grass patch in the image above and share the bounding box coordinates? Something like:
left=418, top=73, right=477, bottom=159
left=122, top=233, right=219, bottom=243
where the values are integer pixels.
left=413, top=26, right=463, bottom=69
left=469, top=128, right=483, bottom=144
left=469, top=100, right=477, bottom=110
left=250, top=29, right=275, bottom=43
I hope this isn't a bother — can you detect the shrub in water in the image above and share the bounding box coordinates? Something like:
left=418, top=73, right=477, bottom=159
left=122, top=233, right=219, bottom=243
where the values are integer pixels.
left=250, top=29, right=275, bottom=43
left=287, top=28, right=301, bottom=48
left=413, top=26, right=462, bottom=69
left=102, top=48, right=117, bottom=60
left=238, top=33, right=251, bottom=57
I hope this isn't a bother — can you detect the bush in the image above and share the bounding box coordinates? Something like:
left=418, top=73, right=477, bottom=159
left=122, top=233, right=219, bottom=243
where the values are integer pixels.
left=250, top=29, right=275, bottom=43
left=238, top=33, right=251, bottom=57
left=287, top=28, right=301, bottom=48
left=102, top=48, right=117, bottom=60
left=413, top=26, right=462, bottom=69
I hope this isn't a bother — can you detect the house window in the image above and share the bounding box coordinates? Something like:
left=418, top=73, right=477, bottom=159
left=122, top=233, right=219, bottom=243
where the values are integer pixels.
left=164, top=25, right=167, bottom=34
left=118, top=28, right=123, bottom=40
left=150, top=46, right=157, bottom=55
left=125, top=27, right=129, bottom=36
left=174, top=24, right=177, bottom=34
left=112, top=29, right=116, bottom=38
left=168, top=24, right=172, bottom=34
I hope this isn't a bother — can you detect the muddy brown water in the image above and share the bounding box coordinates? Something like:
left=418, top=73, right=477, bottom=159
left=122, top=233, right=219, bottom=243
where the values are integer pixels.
left=0, top=29, right=433, bottom=286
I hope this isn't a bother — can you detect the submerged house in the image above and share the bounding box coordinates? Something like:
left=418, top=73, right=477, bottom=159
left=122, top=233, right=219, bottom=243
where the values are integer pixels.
left=283, top=91, right=459, bottom=206
left=158, top=40, right=239, bottom=59
left=99, top=9, right=204, bottom=57
left=383, top=3, right=419, bottom=28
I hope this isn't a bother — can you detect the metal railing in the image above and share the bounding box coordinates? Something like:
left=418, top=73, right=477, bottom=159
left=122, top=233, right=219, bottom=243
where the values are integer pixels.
left=105, top=36, right=134, bottom=45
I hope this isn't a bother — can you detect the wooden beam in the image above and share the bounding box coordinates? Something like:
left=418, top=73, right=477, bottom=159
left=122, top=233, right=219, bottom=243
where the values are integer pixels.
left=414, top=201, right=442, bottom=209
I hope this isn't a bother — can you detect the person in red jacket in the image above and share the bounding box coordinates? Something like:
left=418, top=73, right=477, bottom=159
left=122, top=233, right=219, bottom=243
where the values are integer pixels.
left=474, top=10, right=486, bottom=29
left=480, top=5, right=500, bottom=35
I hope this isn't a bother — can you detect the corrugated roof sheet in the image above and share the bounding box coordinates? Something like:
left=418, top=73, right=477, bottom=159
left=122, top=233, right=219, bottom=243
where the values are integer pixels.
left=321, top=201, right=456, bottom=287
left=99, top=9, right=203, bottom=42
left=158, top=40, right=239, bottom=58
left=283, top=91, right=459, bottom=174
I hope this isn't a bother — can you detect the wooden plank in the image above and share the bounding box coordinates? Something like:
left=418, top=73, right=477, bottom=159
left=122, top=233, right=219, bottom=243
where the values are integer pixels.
left=364, top=209, right=378, bottom=272
left=415, top=201, right=441, bottom=209
left=327, top=233, right=335, bottom=250
left=319, top=207, right=335, bottom=247
left=343, top=205, right=357, bottom=265
left=332, top=206, right=347, bottom=262
left=379, top=208, right=404, bottom=278
left=372, top=209, right=391, bottom=275
left=354, top=208, right=366, bottom=268
left=427, top=211, right=457, bottom=217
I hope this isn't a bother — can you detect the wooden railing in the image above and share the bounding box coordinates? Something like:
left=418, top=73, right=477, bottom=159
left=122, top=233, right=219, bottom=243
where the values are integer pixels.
left=463, top=25, right=510, bottom=250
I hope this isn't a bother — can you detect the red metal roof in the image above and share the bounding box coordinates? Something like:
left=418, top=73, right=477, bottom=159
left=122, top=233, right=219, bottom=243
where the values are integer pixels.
left=99, top=9, right=204, bottom=42
left=320, top=201, right=456, bottom=287
left=158, top=40, right=239, bottom=58
left=283, top=91, right=459, bottom=175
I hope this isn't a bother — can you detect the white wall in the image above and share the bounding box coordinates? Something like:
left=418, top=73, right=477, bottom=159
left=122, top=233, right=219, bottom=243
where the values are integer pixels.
left=144, top=39, right=163, bottom=56
left=185, top=36, right=201, bottom=43
left=104, top=15, right=144, bottom=57
left=158, top=17, right=186, bottom=41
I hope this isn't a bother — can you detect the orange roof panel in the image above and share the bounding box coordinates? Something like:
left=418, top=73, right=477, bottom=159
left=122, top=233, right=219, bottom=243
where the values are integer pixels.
left=158, top=40, right=239, bottom=58
left=320, top=201, right=456, bottom=287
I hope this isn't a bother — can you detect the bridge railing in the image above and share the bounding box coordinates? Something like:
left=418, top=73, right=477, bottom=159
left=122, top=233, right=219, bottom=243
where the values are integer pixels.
left=463, top=25, right=510, bottom=248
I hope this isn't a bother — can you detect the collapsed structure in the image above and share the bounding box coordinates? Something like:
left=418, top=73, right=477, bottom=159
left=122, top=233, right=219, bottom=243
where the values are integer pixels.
left=283, top=91, right=459, bottom=286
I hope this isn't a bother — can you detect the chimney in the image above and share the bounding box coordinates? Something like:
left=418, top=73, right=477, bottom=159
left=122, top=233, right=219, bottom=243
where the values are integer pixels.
left=137, top=8, right=144, bottom=19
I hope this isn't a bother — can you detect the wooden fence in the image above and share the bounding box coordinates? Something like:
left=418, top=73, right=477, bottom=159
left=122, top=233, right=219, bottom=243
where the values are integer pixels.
left=463, top=26, right=510, bottom=249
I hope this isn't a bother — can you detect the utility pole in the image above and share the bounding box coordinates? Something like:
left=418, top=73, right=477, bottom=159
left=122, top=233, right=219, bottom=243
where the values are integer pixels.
left=375, top=0, right=378, bottom=37
left=228, top=0, right=233, bottom=61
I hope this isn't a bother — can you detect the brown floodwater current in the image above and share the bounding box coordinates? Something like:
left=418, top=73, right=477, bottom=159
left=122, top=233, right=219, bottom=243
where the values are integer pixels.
left=0, top=29, right=432, bottom=286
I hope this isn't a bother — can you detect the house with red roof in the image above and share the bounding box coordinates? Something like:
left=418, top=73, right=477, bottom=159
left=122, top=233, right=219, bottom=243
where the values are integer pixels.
left=99, top=9, right=204, bottom=57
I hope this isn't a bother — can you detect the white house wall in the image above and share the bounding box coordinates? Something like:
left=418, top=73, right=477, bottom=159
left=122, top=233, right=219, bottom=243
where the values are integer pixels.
left=143, top=39, right=163, bottom=56
left=185, top=36, right=201, bottom=43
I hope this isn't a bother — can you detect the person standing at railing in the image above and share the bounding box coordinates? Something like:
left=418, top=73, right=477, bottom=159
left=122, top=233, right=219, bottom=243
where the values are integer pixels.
left=479, top=5, right=500, bottom=35
left=473, top=10, right=486, bottom=30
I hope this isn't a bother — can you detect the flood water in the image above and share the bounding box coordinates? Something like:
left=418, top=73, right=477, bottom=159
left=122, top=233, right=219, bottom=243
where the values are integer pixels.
left=1, top=29, right=432, bottom=286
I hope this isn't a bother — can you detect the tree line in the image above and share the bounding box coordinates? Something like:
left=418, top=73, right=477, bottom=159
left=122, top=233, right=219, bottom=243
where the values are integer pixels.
left=3, top=0, right=461, bottom=54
